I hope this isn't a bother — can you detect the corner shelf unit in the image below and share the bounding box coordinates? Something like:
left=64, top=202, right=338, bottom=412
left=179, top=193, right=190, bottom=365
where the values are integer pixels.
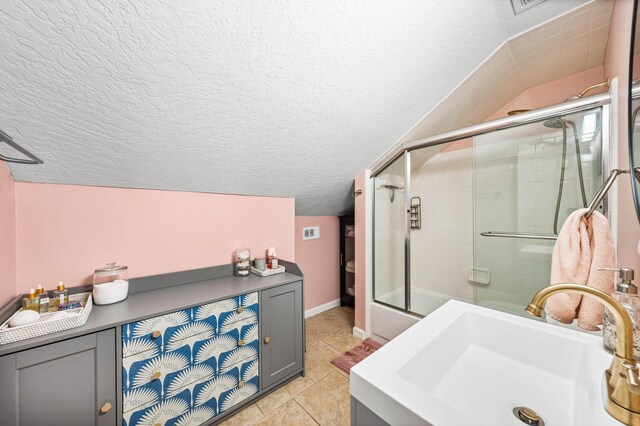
left=340, top=215, right=355, bottom=307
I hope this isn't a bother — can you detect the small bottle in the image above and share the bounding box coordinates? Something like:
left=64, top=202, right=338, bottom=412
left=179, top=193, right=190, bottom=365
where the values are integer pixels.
left=22, top=288, right=40, bottom=312
left=602, top=268, right=640, bottom=359
left=35, top=284, right=50, bottom=314
left=267, top=247, right=278, bottom=269
left=53, top=281, right=69, bottom=309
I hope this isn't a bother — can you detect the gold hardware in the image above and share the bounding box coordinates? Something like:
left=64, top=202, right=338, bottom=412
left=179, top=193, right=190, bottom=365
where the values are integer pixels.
left=574, top=78, right=609, bottom=99
left=150, top=372, right=161, bottom=381
left=352, top=189, right=363, bottom=198
left=526, top=284, right=640, bottom=425
left=238, top=380, right=244, bottom=388
left=100, top=402, right=112, bottom=414
left=151, top=330, right=161, bottom=339
left=236, top=307, right=245, bottom=314
left=264, top=336, right=271, bottom=344
left=507, top=109, right=530, bottom=116
left=519, top=407, right=540, bottom=423
left=237, top=339, right=245, bottom=347
left=154, top=424, right=161, bottom=426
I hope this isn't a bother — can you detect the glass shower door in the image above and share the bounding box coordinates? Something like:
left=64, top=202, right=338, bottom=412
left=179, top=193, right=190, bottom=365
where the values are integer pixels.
left=373, top=154, right=406, bottom=310
left=472, top=108, right=603, bottom=316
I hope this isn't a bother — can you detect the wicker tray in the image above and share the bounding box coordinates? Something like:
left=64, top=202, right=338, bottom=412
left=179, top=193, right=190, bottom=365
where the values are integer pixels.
left=0, top=292, right=93, bottom=345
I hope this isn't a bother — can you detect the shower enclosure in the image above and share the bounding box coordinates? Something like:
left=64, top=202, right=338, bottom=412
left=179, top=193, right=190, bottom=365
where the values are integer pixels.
left=372, top=98, right=609, bottom=335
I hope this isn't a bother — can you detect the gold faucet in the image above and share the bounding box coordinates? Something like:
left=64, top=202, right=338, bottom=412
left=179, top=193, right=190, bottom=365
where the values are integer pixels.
left=526, top=284, right=640, bottom=425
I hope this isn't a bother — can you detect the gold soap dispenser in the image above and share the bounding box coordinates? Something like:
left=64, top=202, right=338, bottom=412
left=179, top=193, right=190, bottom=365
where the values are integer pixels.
left=602, top=267, right=640, bottom=359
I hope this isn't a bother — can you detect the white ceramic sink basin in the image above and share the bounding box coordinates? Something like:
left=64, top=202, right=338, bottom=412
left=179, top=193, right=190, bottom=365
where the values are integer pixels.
left=350, top=300, right=622, bottom=426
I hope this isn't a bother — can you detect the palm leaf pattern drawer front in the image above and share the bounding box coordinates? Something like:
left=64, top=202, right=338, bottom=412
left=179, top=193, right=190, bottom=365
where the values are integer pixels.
left=122, top=310, right=191, bottom=358
left=194, top=357, right=260, bottom=419
left=122, top=294, right=259, bottom=426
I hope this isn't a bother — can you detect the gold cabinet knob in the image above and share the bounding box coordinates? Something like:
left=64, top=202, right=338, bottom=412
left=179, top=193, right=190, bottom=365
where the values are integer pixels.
left=236, top=307, right=245, bottom=313
left=150, top=371, right=161, bottom=380
left=151, top=330, right=161, bottom=339
left=100, top=402, right=112, bottom=414
left=237, top=339, right=245, bottom=347
left=264, top=336, right=271, bottom=344
left=238, top=380, right=244, bottom=388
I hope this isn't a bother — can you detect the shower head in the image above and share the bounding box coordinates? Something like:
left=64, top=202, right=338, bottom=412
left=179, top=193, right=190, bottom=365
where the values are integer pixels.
left=543, top=118, right=566, bottom=129
left=378, top=184, right=404, bottom=203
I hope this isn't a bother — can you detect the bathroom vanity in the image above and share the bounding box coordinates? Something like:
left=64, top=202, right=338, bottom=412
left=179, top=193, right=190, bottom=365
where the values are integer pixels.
left=0, top=261, right=304, bottom=426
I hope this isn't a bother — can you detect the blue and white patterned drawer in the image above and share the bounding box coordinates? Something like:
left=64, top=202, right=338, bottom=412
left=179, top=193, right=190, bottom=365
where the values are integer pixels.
left=123, top=310, right=191, bottom=351
left=192, top=359, right=260, bottom=418
left=122, top=293, right=259, bottom=426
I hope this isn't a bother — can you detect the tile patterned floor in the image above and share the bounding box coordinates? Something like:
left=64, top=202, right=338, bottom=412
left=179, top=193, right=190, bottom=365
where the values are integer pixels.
left=220, top=306, right=359, bottom=426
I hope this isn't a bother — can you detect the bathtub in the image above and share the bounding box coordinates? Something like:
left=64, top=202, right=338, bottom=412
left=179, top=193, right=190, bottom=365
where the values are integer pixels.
left=371, top=288, right=469, bottom=341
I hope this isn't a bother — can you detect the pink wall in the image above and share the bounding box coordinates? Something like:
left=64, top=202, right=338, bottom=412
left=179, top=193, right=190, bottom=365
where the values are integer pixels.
left=354, top=172, right=366, bottom=331
left=0, top=162, right=16, bottom=306
left=605, top=0, right=639, bottom=272
left=15, top=183, right=295, bottom=294
left=294, top=216, right=340, bottom=311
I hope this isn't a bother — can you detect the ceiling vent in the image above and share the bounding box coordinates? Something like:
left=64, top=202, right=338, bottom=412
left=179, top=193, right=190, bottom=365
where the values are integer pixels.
left=511, top=0, right=548, bottom=15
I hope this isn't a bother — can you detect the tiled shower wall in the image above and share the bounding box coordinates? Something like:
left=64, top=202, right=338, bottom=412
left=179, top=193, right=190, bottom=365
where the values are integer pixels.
left=409, top=146, right=474, bottom=303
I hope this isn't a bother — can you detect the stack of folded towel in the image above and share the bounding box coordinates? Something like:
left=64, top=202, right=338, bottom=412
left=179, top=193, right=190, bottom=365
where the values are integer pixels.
left=346, top=260, right=355, bottom=273
left=546, top=208, right=616, bottom=331
left=346, top=225, right=355, bottom=238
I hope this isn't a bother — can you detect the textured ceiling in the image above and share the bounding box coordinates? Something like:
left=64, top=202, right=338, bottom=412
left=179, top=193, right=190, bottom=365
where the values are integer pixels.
left=0, top=0, right=589, bottom=215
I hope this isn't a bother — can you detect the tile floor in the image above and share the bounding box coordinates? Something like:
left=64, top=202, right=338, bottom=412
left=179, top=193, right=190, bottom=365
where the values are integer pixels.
left=220, top=306, right=360, bottom=426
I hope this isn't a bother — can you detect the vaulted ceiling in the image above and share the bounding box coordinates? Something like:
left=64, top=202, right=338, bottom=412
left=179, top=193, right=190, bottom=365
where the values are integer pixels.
left=0, top=0, right=593, bottom=215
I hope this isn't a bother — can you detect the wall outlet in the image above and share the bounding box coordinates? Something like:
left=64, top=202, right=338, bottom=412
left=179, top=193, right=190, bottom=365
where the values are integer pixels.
left=303, top=226, right=320, bottom=240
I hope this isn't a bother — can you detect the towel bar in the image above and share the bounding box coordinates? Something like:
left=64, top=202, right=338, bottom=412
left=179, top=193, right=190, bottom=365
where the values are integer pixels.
left=480, top=231, right=558, bottom=241
left=0, top=130, right=44, bottom=164
left=585, top=168, right=629, bottom=218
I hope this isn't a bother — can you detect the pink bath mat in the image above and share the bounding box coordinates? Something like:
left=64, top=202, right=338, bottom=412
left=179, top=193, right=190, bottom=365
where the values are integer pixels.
left=330, top=338, right=383, bottom=374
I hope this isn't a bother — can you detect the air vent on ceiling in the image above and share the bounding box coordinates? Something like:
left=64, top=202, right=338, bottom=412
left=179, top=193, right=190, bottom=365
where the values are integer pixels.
left=511, top=0, right=548, bottom=15
left=303, top=226, right=320, bottom=240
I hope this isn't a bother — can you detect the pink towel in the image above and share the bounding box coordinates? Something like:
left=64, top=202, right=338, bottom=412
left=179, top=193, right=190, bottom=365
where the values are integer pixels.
left=546, top=208, right=616, bottom=331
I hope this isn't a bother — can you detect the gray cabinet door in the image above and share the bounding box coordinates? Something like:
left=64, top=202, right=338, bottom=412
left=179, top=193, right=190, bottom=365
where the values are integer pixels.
left=0, top=329, right=116, bottom=426
left=260, top=281, right=303, bottom=389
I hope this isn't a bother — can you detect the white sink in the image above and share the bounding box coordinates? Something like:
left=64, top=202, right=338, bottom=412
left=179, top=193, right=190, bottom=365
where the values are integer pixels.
left=350, top=300, right=622, bottom=426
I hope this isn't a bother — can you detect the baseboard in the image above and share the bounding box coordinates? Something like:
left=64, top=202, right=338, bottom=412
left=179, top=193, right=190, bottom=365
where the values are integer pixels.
left=352, top=326, right=365, bottom=339
left=305, top=299, right=341, bottom=318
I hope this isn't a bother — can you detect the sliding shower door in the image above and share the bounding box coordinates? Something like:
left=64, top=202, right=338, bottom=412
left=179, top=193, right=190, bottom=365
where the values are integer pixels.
left=373, top=154, right=406, bottom=311
left=472, top=108, right=604, bottom=315
left=408, top=141, right=474, bottom=316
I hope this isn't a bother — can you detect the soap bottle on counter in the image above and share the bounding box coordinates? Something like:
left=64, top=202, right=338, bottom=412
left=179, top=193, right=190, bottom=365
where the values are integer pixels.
left=53, top=281, right=69, bottom=309
left=267, top=247, right=278, bottom=269
left=602, top=268, right=640, bottom=359
left=36, top=284, right=50, bottom=314
left=22, top=288, right=40, bottom=312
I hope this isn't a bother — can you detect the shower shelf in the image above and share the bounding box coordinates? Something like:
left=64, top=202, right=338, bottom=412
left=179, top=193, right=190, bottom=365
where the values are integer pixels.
left=410, top=197, right=421, bottom=230
left=480, top=231, right=557, bottom=241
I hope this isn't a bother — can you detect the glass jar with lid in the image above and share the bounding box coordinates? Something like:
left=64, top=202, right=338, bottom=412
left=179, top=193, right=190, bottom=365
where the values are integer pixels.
left=234, top=248, right=251, bottom=277
left=92, top=262, right=129, bottom=305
